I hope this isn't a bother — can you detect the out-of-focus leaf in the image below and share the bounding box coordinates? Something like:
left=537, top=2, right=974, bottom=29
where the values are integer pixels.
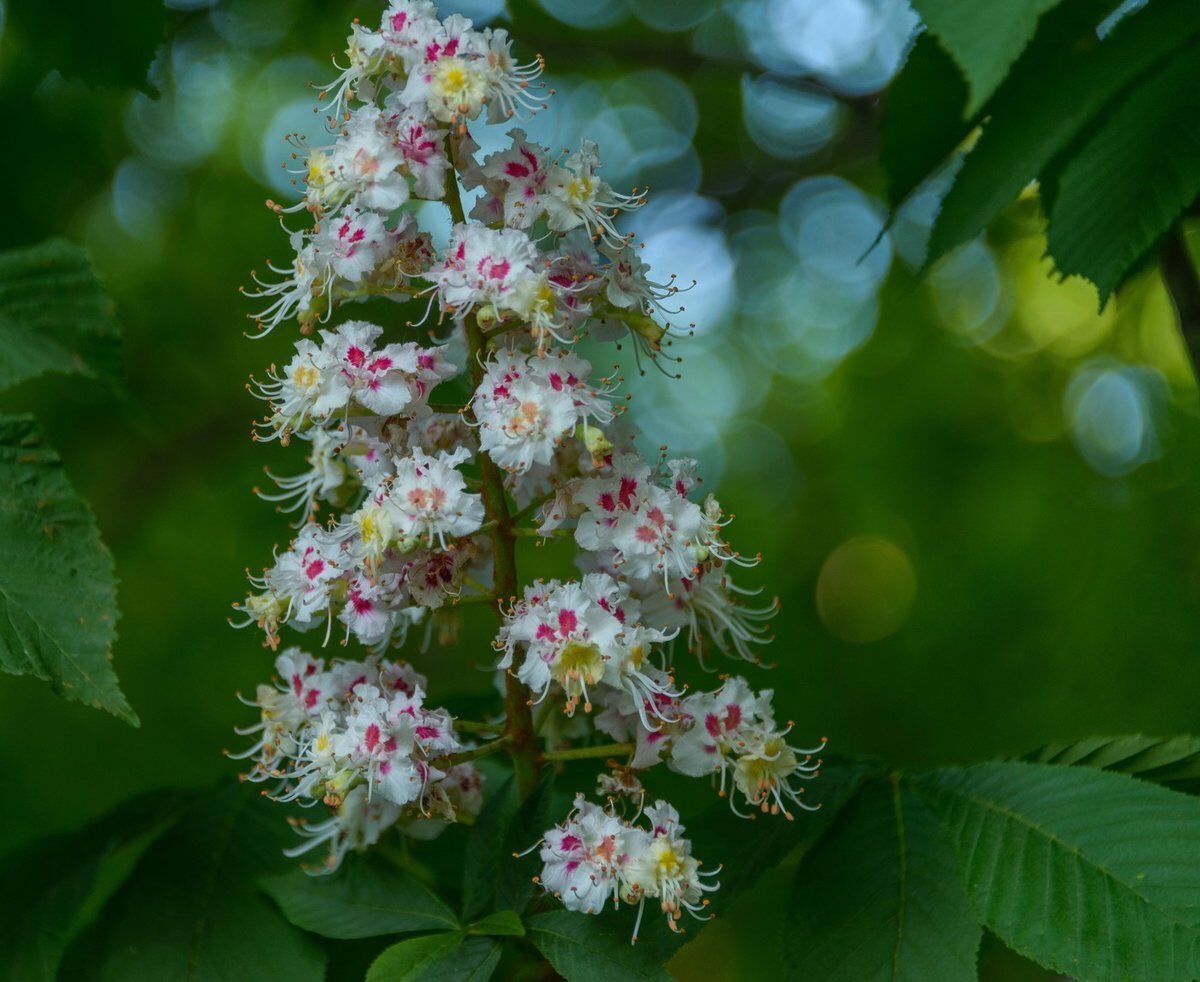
left=365, top=933, right=500, bottom=982
left=784, top=776, right=980, bottom=981
left=688, top=761, right=873, bottom=901
left=882, top=33, right=968, bottom=209
left=633, top=761, right=875, bottom=962
left=1025, top=734, right=1200, bottom=795
left=926, top=0, right=1199, bottom=264
left=0, top=415, right=135, bottom=724
left=1044, top=48, right=1200, bottom=299
left=915, top=762, right=1200, bottom=980
left=0, top=791, right=192, bottom=982
left=0, top=240, right=122, bottom=393
left=5, top=0, right=166, bottom=93
left=461, top=772, right=561, bottom=922
left=467, top=910, right=524, bottom=937
left=910, top=0, right=1067, bottom=115
left=260, top=851, right=459, bottom=940
left=525, top=910, right=671, bottom=982
left=96, top=785, right=327, bottom=982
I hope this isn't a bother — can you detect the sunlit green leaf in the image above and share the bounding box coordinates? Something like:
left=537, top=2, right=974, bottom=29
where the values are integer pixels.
left=915, top=762, right=1200, bottom=979
left=365, top=933, right=500, bottom=982
left=1044, top=48, right=1200, bottom=299
left=910, top=0, right=1067, bottom=115
left=260, top=851, right=459, bottom=940
left=0, top=415, right=134, bottom=724
left=926, top=0, right=1199, bottom=264
left=0, top=240, right=122, bottom=393
left=784, top=776, right=980, bottom=981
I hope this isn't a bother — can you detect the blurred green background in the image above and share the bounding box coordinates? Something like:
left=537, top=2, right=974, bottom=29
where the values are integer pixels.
left=2, top=0, right=1198, bottom=977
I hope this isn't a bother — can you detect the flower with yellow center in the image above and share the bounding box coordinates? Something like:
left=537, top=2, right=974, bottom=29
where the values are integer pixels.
left=429, top=57, right=488, bottom=122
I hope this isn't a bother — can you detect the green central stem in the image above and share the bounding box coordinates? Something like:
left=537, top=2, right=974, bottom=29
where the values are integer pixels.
left=444, top=152, right=541, bottom=797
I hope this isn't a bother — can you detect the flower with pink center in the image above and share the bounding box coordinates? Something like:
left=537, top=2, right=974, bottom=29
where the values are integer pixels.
left=478, top=129, right=551, bottom=229
left=312, top=205, right=389, bottom=282
left=251, top=524, right=343, bottom=631
left=330, top=320, right=458, bottom=416
left=337, top=571, right=409, bottom=648
left=381, top=101, right=451, bottom=199
left=385, top=446, right=485, bottom=549
left=537, top=794, right=635, bottom=914
left=435, top=223, right=540, bottom=315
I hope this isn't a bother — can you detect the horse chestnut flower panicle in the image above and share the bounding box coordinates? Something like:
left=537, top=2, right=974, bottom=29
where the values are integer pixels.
left=234, top=1, right=823, bottom=939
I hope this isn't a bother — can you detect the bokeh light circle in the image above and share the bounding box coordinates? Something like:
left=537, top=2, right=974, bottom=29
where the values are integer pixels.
left=816, top=536, right=917, bottom=642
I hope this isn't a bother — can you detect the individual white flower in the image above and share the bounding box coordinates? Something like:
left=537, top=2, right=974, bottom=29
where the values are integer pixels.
left=435, top=223, right=540, bottom=315
left=313, top=205, right=391, bottom=282
left=669, top=677, right=823, bottom=819
left=250, top=339, right=346, bottom=440
left=305, top=106, right=409, bottom=215
left=477, top=129, right=550, bottom=229
left=387, top=446, right=485, bottom=548
left=622, top=801, right=719, bottom=938
left=543, top=140, right=644, bottom=247
left=338, top=572, right=410, bottom=647
left=497, top=573, right=677, bottom=716
left=330, top=320, right=459, bottom=415
left=248, top=524, right=344, bottom=633
left=470, top=349, right=613, bottom=475
left=381, top=101, right=451, bottom=199
left=537, top=793, right=636, bottom=915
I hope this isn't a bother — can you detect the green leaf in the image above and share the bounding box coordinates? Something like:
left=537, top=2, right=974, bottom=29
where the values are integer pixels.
left=0, top=791, right=192, bottom=982
left=784, top=776, right=980, bottom=981
left=1026, top=734, right=1200, bottom=795
left=461, top=773, right=561, bottom=922
left=926, top=0, right=1200, bottom=265
left=0, top=415, right=135, bottom=724
left=259, top=851, right=460, bottom=940
left=1044, top=47, right=1200, bottom=299
left=96, top=786, right=327, bottom=982
left=525, top=910, right=672, bottom=982
left=467, top=910, right=524, bottom=937
left=911, top=0, right=1067, bottom=115
left=882, top=33, right=968, bottom=208
left=915, top=761, right=1200, bottom=980
left=365, top=933, right=500, bottom=982
left=0, top=240, right=122, bottom=393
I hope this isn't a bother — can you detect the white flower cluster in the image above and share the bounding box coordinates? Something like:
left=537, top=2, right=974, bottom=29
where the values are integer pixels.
left=234, top=648, right=482, bottom=870
left=536, top=796, right=718, bottom=939
left=237, top=1, right=823, bottom=938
